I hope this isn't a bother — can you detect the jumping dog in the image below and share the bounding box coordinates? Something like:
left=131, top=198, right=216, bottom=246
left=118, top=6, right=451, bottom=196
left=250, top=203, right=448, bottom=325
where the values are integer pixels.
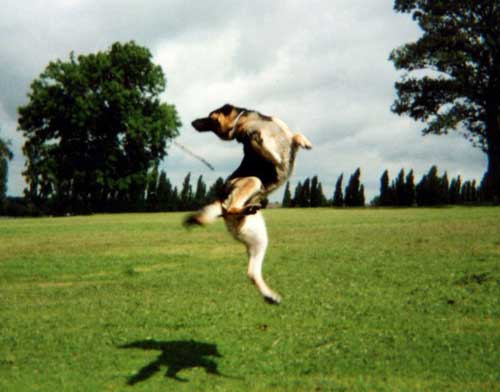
left=186, top=104, right=312, bottom=304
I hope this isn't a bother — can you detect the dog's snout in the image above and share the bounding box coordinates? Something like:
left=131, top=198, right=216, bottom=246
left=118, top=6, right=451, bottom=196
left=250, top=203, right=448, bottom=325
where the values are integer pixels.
left=191, top=118, right=211, bottom=132
left=191, top=118, right=203, bottom=130
left=192, top=117, right=220, bottom=133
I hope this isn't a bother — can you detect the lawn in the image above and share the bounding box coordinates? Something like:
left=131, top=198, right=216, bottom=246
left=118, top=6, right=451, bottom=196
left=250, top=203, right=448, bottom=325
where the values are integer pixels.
left=1, top=208, right=499, bottom=391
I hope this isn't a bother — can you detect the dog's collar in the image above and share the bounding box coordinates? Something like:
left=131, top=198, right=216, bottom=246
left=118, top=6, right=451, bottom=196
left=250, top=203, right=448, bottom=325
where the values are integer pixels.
left=230, top=110, right=246, bottom=138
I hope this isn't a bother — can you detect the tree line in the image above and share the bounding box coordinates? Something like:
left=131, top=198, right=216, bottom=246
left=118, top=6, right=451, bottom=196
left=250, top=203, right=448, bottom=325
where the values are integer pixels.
left=1, top=169, right=227, bottom=216
left=282, top=165, right=483, bottom=208
left=0, top=162, right=488, bottom=216
left=145, top=171, right=225, bottom=213
left=282, top=168, right=365, bottom=208
left=375, top=166, right=482, bottom=206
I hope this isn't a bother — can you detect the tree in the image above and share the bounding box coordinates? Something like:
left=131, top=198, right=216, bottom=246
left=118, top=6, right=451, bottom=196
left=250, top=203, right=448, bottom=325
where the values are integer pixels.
left=345, top=168, right=365, bottom=207
left=206, top=177, right=225, bottom=202
left=440, top=171, right=450, bottom=205
left=18, top=41, right=181, bottom=214
left=332, top=174, right=344, bottom=207
left=300, top=178, right=311, bottom=207
left=317, top=182, right=328, bottom=206
left=179, top=172, right=193, bottom=211
left=292, top=181, right=302, bottom=207
left=404, top=169, right=416, bottom=206
left=171, top=186, right=180, bottom=211
left=310, top=176, right=326, bottom=207
left=310, top=176, right=319, bottom=207
left=0, top=134, right=13, bottom=212
left=393, top=169, right=406, bottom=206
left=193, top=175, right=207, bottom=209
left=461, top=179, right=478, bottom=203
left=282, top=181, right=292, bottom=207
left=379, top=170, right=393, bottom=206
left=359, top=185, right=366, bottom=206
left=390, top=1, right=500, bottom=202
left=157, top=171, right=174, bottom=211
left=416, top=165, right=445, bottom=206
left=146, top=164, right=159, bottom=211
left=449, top=175, right=462, bottom=204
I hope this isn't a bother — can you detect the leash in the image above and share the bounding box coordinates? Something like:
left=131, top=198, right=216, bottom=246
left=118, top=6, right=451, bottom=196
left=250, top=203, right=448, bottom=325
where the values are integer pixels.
left=173, top=140, right=215, bottom=171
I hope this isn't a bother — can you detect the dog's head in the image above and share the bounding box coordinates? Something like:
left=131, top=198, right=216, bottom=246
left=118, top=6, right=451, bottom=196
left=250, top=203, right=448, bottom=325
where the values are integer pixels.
left=191, top=104, right=246, bottom=140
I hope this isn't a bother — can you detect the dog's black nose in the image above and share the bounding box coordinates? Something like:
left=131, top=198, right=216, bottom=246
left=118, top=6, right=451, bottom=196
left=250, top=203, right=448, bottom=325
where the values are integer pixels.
left=191, top=118, right=204, bottom=131
left=191, top=118, right=214, bottom=132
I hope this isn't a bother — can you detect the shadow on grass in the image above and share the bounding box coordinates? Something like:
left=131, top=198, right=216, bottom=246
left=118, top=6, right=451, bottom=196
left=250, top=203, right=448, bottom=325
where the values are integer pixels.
left=119, top=339, right=222, bottom=385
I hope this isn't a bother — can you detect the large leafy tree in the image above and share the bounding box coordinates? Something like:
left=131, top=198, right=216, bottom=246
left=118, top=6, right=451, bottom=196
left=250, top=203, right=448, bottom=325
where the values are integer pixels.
left=18, top=41, right=181, bottom=214
left=390, top=1, right=500, bottom=202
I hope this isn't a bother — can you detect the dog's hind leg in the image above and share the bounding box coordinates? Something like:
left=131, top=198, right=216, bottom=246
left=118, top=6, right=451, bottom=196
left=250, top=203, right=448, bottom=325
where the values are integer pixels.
left=222, top=177, right=263, bottom=216
left=227, top=212, right=281, bottom=304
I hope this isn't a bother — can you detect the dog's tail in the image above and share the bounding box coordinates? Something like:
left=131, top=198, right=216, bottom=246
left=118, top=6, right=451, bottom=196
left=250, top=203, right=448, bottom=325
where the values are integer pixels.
left=292, top=133, right=312, bottom=150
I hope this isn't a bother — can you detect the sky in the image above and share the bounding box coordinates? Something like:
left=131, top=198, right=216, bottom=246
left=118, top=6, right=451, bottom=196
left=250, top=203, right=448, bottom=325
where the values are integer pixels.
left=0, top=0, right=487, bottom=202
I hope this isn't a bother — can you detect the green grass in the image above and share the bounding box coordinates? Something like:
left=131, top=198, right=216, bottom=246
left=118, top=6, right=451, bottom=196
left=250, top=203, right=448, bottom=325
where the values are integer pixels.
left=1, top=208, right=499, bottom=391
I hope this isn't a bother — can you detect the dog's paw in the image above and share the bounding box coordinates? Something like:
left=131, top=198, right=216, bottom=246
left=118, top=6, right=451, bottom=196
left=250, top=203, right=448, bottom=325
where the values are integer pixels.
left=264, top=293, right=282, bottom=305
left=183, top=214, right=203, bottom=228
left=247, top=129, right=264, bottom=146
left=244, top=204, right=261, bottom=215
left=293, top=133, right=313, bottom=150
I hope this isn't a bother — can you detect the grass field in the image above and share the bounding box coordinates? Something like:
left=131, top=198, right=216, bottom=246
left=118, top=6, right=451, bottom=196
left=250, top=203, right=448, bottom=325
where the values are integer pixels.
left=1, top=207, right=500, bottom=391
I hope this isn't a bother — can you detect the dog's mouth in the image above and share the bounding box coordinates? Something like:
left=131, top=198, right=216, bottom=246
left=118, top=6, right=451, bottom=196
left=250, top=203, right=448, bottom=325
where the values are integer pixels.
left=191, top=117, right=218, bottom=132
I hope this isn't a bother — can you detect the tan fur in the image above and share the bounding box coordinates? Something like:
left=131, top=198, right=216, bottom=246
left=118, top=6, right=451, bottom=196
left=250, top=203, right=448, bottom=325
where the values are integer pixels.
left=222, top=177, right=262, bottom=216
left=187, top=104, right=312, bottom=304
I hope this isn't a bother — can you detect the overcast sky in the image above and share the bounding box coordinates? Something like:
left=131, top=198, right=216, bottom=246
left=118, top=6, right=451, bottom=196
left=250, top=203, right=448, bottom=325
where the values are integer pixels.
left=0, top=0, right=486, bottom=202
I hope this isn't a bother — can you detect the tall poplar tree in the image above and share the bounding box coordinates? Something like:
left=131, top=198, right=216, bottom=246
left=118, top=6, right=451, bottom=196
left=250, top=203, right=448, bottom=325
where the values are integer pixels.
left=193, top=175, right=207, bottom=209
left=345, top=168, right=364, bottom=207
left=180, top=172, right=193, bottom=211
left=282, top=181, right=292, bottom=207
left=0, top=134, right=13, bottom=212
left=332, top=174, right=344, bottom=207
left=379, top=170, right=392, bottom=206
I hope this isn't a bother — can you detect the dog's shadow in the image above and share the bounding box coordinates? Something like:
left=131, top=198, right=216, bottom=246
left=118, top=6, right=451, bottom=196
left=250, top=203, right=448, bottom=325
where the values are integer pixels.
left=119, top=339, right=222, bottom=385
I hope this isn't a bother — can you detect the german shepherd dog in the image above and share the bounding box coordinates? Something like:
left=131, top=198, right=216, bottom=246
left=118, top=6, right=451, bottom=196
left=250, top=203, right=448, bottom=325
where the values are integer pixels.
left=186, top=104, right=312, bottom=304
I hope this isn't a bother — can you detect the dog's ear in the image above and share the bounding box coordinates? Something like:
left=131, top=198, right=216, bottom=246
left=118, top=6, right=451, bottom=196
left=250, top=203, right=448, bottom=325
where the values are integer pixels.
left=218, top=104, right=235, bottom=116
left=209, top=104, right=235, bottom=118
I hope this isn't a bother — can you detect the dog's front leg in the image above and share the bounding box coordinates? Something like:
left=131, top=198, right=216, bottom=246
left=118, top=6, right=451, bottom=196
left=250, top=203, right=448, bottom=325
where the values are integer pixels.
left=248, top=129, right=282, bottom=166
left=228, top=212, right=281, bottom=304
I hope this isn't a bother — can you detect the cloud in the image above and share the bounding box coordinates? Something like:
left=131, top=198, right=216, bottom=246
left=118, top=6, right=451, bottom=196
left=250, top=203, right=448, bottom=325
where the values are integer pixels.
left=0, top=0, right=487, bottom=202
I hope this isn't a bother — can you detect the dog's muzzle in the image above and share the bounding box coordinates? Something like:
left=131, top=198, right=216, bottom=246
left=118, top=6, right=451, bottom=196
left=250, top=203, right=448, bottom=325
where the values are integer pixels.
left=191, top=117, right=217, bottom=132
